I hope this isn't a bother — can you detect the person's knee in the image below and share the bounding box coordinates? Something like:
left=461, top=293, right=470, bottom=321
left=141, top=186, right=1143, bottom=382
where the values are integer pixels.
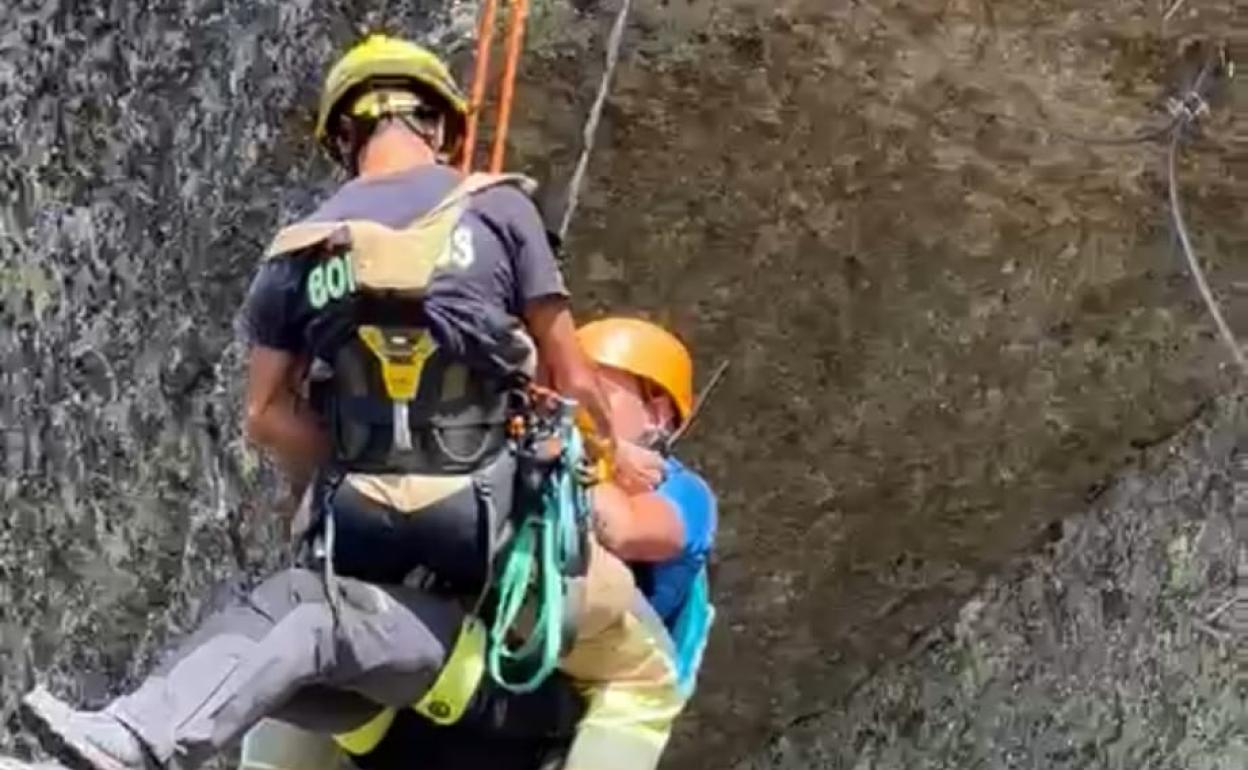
left=252, top=569, right=328, bottom=608
left=171, top=569, right=326, bottom=649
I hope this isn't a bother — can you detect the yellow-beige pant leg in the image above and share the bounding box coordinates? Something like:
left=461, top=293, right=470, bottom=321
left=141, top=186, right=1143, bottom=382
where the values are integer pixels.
left=559, top=542, right=686, bottom=770
left=565, top=538, right=638, bottom=647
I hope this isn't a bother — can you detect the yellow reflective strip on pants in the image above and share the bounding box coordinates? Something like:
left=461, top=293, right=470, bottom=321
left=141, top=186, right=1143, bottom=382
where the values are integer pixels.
left=331, top=707, right=396, bottom=755
left=332, top=618, right=486, bottom=753
left=412, top=616, right=488, bottom=725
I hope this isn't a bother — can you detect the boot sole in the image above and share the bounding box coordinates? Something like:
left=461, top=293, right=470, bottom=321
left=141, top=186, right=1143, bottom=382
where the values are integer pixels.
left=19, top=688, right=129, bottom=770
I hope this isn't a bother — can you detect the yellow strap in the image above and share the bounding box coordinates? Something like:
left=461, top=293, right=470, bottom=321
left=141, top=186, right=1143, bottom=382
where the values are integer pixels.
left=575, top=406, right=614, bottom=483
left=331, top=707, right=396, bottom=755
left=357, top=326, right=439, bottom=401
left=330, top=618, right=490, bottom=754
left=412, top=617, right=489, bottom=725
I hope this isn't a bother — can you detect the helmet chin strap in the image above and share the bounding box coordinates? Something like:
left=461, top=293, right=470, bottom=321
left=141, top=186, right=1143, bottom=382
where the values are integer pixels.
left=336, top=85, right=453, bottom=172
left=394, top=112, right=447, bottom=157
left=338, top=111, right=449, bottom=174
left=639, top=427, right=674, bottom=455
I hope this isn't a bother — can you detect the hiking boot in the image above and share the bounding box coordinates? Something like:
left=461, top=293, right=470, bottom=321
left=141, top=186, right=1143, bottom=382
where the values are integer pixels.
left=21, top=686, right=156, bottom=770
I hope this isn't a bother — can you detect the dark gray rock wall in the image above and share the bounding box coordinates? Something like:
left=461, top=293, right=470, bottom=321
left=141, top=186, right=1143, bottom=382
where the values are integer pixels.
left=733, top=395, right=1244, bottom=770
left=516, top=3, right=1245, bottom=766
left=0, top=0, right=472, bottom=743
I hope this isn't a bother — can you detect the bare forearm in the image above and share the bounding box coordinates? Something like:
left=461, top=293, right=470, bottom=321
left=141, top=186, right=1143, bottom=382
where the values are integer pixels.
left=560, top=367, right=618, bottom=451
left=592, top=485, right=684, bottom=562
left=245, top=401, right=329, bottom=494
left=523, top=298, right=618, bottom=450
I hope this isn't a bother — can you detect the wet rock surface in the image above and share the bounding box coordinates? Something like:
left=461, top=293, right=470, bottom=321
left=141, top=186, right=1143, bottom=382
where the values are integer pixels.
left=1, top=1, right=1244, bottom=768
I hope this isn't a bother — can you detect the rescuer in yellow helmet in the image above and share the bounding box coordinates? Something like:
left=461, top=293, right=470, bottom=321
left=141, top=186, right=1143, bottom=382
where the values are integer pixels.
left=21, top=34, right=669, bottom=770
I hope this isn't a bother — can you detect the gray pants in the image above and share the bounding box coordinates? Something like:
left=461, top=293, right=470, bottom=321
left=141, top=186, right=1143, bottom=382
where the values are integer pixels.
left=106, top=569, right=462, bottom=768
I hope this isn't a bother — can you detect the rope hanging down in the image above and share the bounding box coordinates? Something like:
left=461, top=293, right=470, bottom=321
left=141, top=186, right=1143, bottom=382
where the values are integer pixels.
left=458, top=0, right=633, bottom=239
left=1162, top=52, right=1247, bottom=379
left=557, top=0, right=634, bottom=242
left=486, top=397, right=592, bottom=694
left=460, top=0, right=530, bottom=173
left=1167, top=132, right=1245, bottom=376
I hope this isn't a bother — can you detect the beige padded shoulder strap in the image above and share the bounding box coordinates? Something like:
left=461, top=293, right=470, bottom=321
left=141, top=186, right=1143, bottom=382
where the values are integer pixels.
left=262, top=171, right=537, bottom=261
left=264, top=221, right=345, bottom=260
left=424, top=172, right=537, bottom=222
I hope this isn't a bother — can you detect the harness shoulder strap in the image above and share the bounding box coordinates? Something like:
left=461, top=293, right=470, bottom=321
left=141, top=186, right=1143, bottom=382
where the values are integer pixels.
left=260, top=172, right=539, bottom=292
left=423, top=171, right=537, bottom=221
left=351, top=172, right=536, bottom=290
left=264, top=221, right=345, bottom=261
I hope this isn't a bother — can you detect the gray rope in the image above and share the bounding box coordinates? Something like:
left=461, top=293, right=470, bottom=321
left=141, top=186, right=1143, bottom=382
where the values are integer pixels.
left=1167, top=126, right=1248, bottom=378
left=1026, top=51, right=1242, bottom=379
left=1163, top=0, right=1189, bottom=24
left=1159, top=54, right=1247, bottom=378
left=557, top=0, right=633, bottom=242
left=322, top=505, right=343, bottom=622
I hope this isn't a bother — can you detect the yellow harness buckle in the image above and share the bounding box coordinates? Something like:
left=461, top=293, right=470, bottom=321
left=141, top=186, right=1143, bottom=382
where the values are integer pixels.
left=357, top=326, right=439, bottom=401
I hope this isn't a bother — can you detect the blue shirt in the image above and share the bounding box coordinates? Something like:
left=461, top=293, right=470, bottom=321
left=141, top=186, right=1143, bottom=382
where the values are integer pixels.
left=633, top=457, right=718, bottom=626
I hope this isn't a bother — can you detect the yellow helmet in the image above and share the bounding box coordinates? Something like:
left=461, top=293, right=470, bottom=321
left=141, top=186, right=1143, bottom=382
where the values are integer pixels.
left=315, top=35, right=468, bottom=159
left=577, top=318, right=695, bottom=425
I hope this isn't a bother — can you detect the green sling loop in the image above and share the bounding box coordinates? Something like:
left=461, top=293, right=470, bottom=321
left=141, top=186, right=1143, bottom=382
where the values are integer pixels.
left=486, top=396, right=592, bottom=694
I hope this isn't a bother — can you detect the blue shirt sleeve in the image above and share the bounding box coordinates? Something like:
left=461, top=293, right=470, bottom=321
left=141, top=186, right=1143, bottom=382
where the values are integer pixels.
left=645, top=457, right=718, bottom=624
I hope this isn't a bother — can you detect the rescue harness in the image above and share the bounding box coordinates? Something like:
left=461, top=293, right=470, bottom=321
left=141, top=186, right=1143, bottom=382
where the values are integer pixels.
left=264, top=172, right=594, bottom=709
left=487, top=388, right=592, bottom=694
left=289, top=0, right=636, bottom=750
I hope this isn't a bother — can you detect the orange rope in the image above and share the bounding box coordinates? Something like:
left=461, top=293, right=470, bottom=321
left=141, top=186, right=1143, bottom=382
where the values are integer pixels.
left=490, top=0, right=529, bottom=173
left=460, top=0, right=499, bottom=173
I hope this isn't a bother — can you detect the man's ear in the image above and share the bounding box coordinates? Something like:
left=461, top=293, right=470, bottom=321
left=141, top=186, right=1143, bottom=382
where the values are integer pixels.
left=335, top=128, right=360, bottom=175
left=432, top=114, right=452, bottom=162
left=647, top=392, right=679, bottom=433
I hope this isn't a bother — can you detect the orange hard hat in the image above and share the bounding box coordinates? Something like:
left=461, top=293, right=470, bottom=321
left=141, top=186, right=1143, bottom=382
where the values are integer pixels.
left=577, top=317, right=694, bottom=425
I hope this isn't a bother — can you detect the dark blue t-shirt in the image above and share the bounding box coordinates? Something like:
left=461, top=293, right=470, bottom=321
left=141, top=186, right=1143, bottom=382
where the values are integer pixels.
left=235, top=165, right=567, bottom=374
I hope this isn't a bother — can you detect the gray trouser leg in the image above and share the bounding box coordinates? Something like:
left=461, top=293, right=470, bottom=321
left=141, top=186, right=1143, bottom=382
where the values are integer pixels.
left=105, top=568, right=462, bottom=769
left=267, top=686, right=383, bottom=736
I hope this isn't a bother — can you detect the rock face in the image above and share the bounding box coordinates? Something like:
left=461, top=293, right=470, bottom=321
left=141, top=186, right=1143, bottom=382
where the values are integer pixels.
left=0, top=1, right=1243, bottom=769
left=732, top=395, right=1245, bottom=770
left=0, top=0, right=478, bottom=749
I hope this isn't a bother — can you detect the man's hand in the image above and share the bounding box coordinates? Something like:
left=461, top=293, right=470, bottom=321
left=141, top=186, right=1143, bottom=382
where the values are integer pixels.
left=523, top=297, right=618, bottom=449
left=611, top=439, right=665, bottom=495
